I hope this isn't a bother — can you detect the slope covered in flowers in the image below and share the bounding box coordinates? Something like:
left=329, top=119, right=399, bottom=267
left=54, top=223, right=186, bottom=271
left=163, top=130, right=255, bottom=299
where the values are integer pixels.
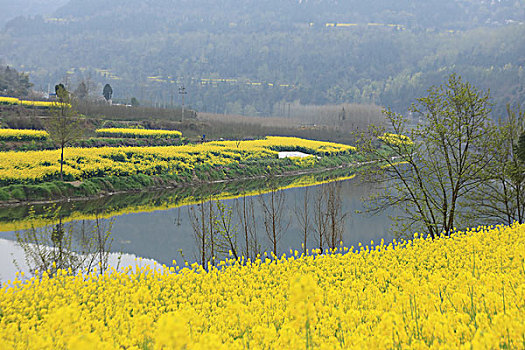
left=0, top=128, right=49, bottom=141
left=0, top=136, right=354, bottom=185
left=1, top=224, right=524, bottom=349
left=0, top=96, right=68, bottom=108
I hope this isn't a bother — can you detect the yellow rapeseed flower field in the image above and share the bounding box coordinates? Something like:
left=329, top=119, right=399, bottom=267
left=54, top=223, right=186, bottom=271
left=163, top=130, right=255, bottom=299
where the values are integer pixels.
left=378, top=132, right=413, bottom=146
left=0, top=223, right=523, bottom=349
left=96, top=128, right=183, bottom=139
left=0, top=137, right=355, bottom=184
left=0, top=96, right=59, bottom=108
left=0, top=97, right=19, bottom=105
left=0, top=129, right=49, bottom=141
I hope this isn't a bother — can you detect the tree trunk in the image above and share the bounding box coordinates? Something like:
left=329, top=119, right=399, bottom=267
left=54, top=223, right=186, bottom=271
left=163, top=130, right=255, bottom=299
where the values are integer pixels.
left=272, top=191, right=277, bottom=256
left=516, top=183, right=522, bottom=224
left=201, top=200, right=206, bottom=267
left=243, top=195, right=249, bottom=258
left=60, top=145, right=64, bottom=181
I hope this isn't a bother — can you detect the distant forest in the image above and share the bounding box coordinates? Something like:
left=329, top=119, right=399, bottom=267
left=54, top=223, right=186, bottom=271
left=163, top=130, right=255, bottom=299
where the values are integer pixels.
left=0, top=66, right=32, bottom=96
left=0, top=0, right=69, bottom=27
left=0, top=0, right=523, bottom=117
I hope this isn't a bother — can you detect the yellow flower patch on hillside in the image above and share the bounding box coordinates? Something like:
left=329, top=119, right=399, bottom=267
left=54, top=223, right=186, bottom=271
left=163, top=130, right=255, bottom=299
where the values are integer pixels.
left=96, top=128, right=182, bottom=139
left=0, top=96, right=67, bottom=108
left=0, top=129, right=49, bottom=141
left=378, top=132, right=413, bottom=146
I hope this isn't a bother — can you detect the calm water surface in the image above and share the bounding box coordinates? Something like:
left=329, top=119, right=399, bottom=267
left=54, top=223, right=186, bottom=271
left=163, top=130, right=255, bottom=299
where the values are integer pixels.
left=0, top=175, right=395, bottom=282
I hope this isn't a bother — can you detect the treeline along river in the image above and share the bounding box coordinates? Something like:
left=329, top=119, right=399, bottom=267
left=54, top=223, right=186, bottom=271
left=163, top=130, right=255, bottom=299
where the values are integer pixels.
left=0, top=170, right=395, bottom=282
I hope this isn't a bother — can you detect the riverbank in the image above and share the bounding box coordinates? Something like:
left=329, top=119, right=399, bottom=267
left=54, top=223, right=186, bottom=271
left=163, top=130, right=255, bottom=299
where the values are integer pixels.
left=0, top=153, right=362, bottom=207
left=0, top=165, right=360, bottom=232
left=0, top=136, right=359, bottom=205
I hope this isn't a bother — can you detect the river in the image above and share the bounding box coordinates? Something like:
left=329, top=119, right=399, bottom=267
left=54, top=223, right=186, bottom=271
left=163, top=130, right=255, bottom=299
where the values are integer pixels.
left=0, top=171, right=395, bottom=282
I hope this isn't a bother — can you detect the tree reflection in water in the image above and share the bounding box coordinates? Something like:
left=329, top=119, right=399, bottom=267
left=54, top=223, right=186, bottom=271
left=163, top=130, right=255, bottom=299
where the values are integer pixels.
left=15, top=207, right=116, bottom=278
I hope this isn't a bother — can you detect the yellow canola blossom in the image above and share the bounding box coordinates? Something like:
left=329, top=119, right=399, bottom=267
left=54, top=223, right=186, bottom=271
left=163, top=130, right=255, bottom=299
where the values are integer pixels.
left=1, top=224, right=524, bottom=349
left=0, top=128, right=49, bottom=141
left=378, top=132, right=413, bottom=146
left=211, top=137, right=355, bottom=156
left=96, top=128, right=182, bottom=139
left=0, top=96, right=19, bottom=104
left=0, top=137, right=354, bottom=184
left=0, top=97, right=59, bottom=108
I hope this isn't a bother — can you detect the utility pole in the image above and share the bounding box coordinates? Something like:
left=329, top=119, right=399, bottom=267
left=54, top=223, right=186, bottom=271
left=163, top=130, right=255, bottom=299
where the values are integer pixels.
left=179, top=85, right=187, bottom=122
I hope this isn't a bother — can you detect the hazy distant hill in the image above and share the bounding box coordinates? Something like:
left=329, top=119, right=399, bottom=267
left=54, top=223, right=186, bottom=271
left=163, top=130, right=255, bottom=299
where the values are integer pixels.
left=0, top=0, right=68, bottom=27
left=53, top=0, right=523, bottom=30
left=0, top=0, right=523, bottom=116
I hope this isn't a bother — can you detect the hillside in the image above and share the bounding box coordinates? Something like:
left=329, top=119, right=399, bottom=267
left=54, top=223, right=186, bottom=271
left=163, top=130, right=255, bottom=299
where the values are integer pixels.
left=0, top=0, right=68, bottom=27
left=0, top=0, right=523, bottom=117
left=54, top=0, right=523, bottom=30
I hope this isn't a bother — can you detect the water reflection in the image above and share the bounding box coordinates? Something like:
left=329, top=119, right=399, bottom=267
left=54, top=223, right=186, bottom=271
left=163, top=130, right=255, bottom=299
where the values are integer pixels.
left=14, top=212, right=116, bottom=278
left=0, top=170, right=396, bottom=282
left=182, top=179, right=386, bottom=267
left=0, top=168, right=355, bottom=233
left=0, top=238, right=158, bottom=283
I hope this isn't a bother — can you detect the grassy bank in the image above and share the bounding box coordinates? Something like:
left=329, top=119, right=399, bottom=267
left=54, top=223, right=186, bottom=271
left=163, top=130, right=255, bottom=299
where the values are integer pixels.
left=0, top=155, right=356, bottom=203
left=0, top=167, right=357, bottom=232
left=1, top=223, right=523, bottom=348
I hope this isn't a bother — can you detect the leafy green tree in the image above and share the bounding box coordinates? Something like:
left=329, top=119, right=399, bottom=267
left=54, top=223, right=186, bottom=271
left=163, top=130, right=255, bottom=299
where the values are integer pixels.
left=0, top=66, right=32, bottom=96
left=45, top=85, right=83, bottom=181
left=130, top=97, right=139, bottom=107
left=103, top=84, right=113, bottom=101
left=357, top=74, right=496, bottom=239
left=467, top=105, right=525, bottom=225
left=517, top=125, right=525, bottom=165
left=54, top=83, right=65, bottom=97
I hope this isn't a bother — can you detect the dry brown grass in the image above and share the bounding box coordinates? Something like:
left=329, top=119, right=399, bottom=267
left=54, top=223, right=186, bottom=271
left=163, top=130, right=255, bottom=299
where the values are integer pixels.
left=0, top=102, right=386, bottom=145
left=195, top=103, right=386, bottom=144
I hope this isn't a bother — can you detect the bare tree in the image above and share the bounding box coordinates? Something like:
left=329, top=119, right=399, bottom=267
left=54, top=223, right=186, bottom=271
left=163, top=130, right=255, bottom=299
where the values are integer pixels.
left=325, top=182, right=347, bottom=250
left=214, top=201, right=239, bottom=260
left=313, top=185, right=328, bottom=253
left=208, top=198, right=216, bottom=265
left=189, top=198, right=209, bottom=267
left=259, top=181, right=289, bottom=257
left=239, top=192, right=250, bottom=258
left=237, top=191, right=260, bottom=260
left=189, top=196, right=240, bottom=266
left=294, top=187, right=311, bottom=255
left=81, top=216, right=115, bottom=274
left=15, top=209, right=115, bottom=278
